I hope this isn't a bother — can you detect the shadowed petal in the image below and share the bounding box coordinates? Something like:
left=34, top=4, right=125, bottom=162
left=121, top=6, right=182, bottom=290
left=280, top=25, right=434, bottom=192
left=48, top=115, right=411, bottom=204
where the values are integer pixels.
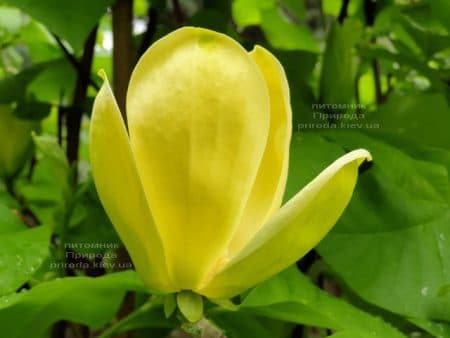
left=224, top=46, right=292, bottom=259
left=90, top=72, right=175, bottom=293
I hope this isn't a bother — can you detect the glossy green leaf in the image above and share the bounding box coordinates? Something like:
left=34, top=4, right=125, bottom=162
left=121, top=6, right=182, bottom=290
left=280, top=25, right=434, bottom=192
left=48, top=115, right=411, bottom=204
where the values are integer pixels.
left=231, top=0, right=318, bottom=52
left=231, top=0, right=274, bottom=28
left=430, top=0, right=450, bottom=32
left=0, top=204, right=24, bottom=233
left=0, top=226, right=50, bottom=296
left=19, top=135, right=70, bottom=228
left=208, top=310, right=293, bottom=338
left=0, top=271, right=145, bottom=338
left=16, top=20, right=61, bottom=63
left=0, top=7, right=23, bottom=36
left=319, top=19, right=362, bottom=106
left=409, top=318, right=450, bottom=338
left=27, top=59, right=76, bottom=105
left=359, top=47, right=445, bottom=93
left=260, top=7, right=319, bottom=52
left=370, top=92, right=450, bottom=149
left=275, top=50, right=317, bottom=126
left=0, top=64, right=44, bottom=104
left=239, top=267, right=406, bottom=338
left=286, top=131, right=450, bottom=321
left=0, top=106, right=39, bottom=179
left=3, top=0, right=112, bottom=51
left=67, top=179, right=120, bottom=256
left=398, top=16, right=450, bottom=59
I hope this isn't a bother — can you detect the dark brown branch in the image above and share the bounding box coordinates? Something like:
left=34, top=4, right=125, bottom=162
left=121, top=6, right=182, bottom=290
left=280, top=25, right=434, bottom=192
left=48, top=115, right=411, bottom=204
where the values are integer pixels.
left=337, top=0, right=350, bottom=24
left=372, top=59, right=383, bottom=104
left=138, top=7, right=158, bottom=58
left=110, top=3, right=135, bottom=336
left=66, top=27, right=98, bottom=165
left=52, top=34, right=100, bottom=91
left=363, top=0, right=384, bottom=104
left=172, top=0, right=185, bottom=26
left=112, top=0, right=134, bottom=124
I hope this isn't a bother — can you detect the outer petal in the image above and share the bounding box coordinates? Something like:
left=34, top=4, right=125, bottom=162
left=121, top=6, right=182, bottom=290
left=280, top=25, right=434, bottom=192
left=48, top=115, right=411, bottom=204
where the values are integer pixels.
left=197, top=149, right=372, bottom=298
left=90, top=72, right=175, bottom=293
left=224, top=46, right=292, bottom=258
left=126, top=27, right=270, bottom=288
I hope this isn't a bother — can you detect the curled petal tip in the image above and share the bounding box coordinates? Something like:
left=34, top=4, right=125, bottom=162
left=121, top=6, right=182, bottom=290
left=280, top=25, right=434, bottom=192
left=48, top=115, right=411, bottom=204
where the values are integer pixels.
left=97, top=69, right=107, bottom=81
left=350, top=148, right=372, bottom=163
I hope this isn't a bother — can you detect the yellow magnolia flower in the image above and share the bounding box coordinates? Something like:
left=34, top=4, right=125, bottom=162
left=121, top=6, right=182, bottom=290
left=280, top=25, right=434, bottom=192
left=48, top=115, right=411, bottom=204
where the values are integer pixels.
left=90, top=27, right=371, bottom=300
left=0, top=105, right=39, bottom=180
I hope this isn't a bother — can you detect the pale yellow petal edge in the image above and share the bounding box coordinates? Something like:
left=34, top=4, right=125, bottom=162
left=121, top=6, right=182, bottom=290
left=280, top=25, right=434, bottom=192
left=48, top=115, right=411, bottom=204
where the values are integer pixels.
left=198, top=149, right=372, bottom=298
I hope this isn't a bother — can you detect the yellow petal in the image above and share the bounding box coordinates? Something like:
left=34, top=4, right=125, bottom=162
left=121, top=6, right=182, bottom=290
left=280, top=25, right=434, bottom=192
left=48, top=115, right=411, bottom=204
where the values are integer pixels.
left=90, top=72, right=175, bottom=293
left=198, top=149, right=372, bottom=298
left=126, top=27, right=271, bottom=289
left=224, top=46, right=292, bottom=258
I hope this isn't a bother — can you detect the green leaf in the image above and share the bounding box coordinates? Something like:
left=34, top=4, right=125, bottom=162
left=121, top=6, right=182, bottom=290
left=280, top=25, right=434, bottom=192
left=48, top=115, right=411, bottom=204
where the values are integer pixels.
left=17, top=20, right=61, bottom=63
left=0, top=63, right=45, bottom=104
left=409, top=318, right=450, bottom=338
left=239, top=267, right=406, bottom=338
left=398, top=15, right=450, bottom=59
left=0, top=226, right=50, bottom=296
left=260, top=6, right=319, bottom=52
left=0, top=59, right=73, bottom=108
left=177, top=291, right=204, bottom=323
left=430, top=0, right=450, bottom=33
left=13, top=100, right=52, bottom=120
left=27, top=59, right=76, bottom=105
left=3, top=0, right=112, bottom=51
left=371, top=92, right=450, bottom=149
left=32, top=134, right=69, bottom=178
left=67, top=179, right=120, bottom=256
left=0, top=271, right=144, bottom=338
left=286, top=131, right=450, bottom=321
left=275, top=50, right=317, bottom=126
left=231, top=0, right=275, bottom=28
left=327, top=330, right=380, bottom=338
left=0, top=204, right=24, bottom=233
left=208, top=309, right=293, bottom=338
left=19, top=135, right=70, bottom=228
left=0, top=7, right=23, bottom=36
left=231, top=0, right=318, bottom=52
left=359, top=46, right=445, bottom=93
left=319, top=19, right=362, bottom=106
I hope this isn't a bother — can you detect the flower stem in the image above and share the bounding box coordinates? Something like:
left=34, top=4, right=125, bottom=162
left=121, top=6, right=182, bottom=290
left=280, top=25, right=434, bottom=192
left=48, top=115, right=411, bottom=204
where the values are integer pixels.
left=97, top=296, right=160, bottom=338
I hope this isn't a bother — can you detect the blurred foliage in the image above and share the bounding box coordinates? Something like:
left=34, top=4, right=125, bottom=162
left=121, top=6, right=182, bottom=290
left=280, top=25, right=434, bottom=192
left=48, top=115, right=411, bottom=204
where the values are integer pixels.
left=0, top=0, right=449, bottom=337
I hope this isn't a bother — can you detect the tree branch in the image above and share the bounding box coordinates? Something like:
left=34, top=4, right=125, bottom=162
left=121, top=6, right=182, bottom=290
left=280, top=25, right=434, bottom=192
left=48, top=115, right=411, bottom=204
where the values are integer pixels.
left=363, top=0, right=384, bottom=104
left=52, top=34, right=100, bottom=91
left=337, top=0, right=350, bottom=24
left=112, top=0, right=134, bottom=124
left=172, top=0, right=185, bottom=26
left=137, top=7, right=158, bottom=58
left=66, top=27, right=98, bottom=165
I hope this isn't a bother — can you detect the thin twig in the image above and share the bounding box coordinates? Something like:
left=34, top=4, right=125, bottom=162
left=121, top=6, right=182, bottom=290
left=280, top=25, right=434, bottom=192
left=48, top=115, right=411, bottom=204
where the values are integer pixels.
left=172, top=0, right=185, bottom=26
left=337, top=0, right=350, bottom=24
left=137, top=7, right=158, bottom=58
left=66, top=27, right=98, bottom=165
left=112, top=0, right=134, bottom=124
left=363, top=0, right=384, bottom=104
left=52, top=33, right=100, bottom=91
